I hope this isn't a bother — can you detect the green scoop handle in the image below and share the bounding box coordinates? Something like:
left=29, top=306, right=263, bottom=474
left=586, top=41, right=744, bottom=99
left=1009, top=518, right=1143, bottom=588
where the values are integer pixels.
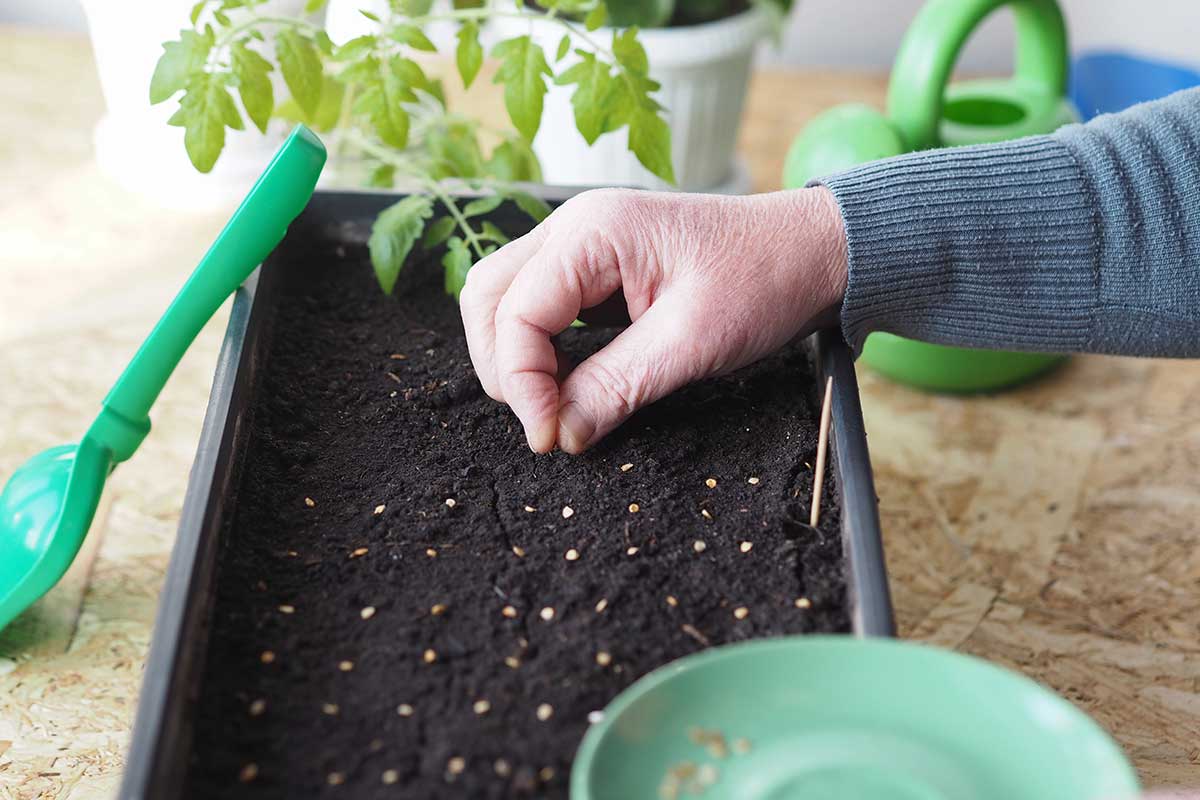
left=86, top=125, right=326, bottom=463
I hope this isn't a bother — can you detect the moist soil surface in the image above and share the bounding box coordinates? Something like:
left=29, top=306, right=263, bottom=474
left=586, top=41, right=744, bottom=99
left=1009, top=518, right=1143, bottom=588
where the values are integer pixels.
left=184, top=217, right=848, bottom=800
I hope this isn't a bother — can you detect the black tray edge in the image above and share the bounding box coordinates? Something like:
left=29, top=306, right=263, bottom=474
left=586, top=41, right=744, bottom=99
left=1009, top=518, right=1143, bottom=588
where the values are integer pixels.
left=118, top=188, right=895, bottom=799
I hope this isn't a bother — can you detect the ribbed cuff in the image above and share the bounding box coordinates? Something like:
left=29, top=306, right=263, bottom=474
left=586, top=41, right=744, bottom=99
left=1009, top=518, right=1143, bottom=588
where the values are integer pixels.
left=813, top=136, right=1100, bottom=356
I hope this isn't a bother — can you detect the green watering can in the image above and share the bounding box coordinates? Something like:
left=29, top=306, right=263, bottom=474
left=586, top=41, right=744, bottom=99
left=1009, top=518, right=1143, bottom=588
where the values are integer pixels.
left=784, top=0, right=1077, bottom=392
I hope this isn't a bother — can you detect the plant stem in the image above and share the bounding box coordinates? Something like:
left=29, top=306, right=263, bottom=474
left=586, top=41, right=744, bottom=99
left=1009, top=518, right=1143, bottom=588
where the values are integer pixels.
left=348, top=131, right=489, bottom=260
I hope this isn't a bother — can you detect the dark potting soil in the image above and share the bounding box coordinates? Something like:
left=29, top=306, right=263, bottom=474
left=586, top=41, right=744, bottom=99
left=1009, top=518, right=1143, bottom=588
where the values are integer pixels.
left=184, top=218, right=847, bottom=800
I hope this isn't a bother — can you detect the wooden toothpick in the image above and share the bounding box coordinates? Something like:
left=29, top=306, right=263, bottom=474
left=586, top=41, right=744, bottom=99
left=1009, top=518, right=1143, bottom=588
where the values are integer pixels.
left=810, top=376, right=833, bottom=527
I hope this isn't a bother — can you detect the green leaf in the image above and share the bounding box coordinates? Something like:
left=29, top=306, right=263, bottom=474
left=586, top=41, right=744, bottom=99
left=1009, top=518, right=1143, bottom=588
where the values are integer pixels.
left=491, top=35, right=552, bottom=142
left=391, top=23, right=437, bottom=51
left=554, top=51, right=611, bottom=144
left=213, top=9, right=231, bottom=26
left=509, top=190, right=552, bottom=222
left=628, top=105, right=675, bottom=183
left=486, top=138, right=542, bottom=182
left=230, top=42, right=274, bottom=133
left=425, top=119, right=485, bottom=179
left=480, top=220, right=510, bottom=245
left=276, top=28, right=324, bottom=116
left=462, top=195, right=503, bottom=218
left=606, top=0, right=672, bottom=27
left=332, top=34, right=376, bottom=61
left=399, top=0, right=435, bottom=13
left=170, top=72, right=244, bottom=173
left=442, top=236, right=473, bottom=299
left=369, top=195, right=434, bottom=294
left=584, top=3, right=608, bottom=30
left=189, top=1, right=206, bottom=26
left=150, top=29, right=213, bottom=104
left=422, top=216, right=456, bottom=249
left=275, top=74, right=344, bottom=131
left=612, top=27, right=649, bottom=75
left=368, top=163, right=395, bottom=187
left=455, top=21, right=483, bottom=89
left=351, top=56, right=416, bottom=148
left=304, top=0, right=329, bottom=11
left=555, top=34, right=571, bottom=62
left=360, top=8, right=381, bottom=21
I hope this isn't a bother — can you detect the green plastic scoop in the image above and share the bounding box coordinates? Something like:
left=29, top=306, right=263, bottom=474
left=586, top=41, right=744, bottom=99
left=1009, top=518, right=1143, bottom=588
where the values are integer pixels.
left=0, top=125, right=325, bottom=633
left=573, top=637, right=1139, bottom=800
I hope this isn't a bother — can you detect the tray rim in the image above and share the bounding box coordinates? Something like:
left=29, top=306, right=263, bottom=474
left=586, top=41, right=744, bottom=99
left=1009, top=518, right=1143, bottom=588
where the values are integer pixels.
left=118, top=187, right=894, bottom=800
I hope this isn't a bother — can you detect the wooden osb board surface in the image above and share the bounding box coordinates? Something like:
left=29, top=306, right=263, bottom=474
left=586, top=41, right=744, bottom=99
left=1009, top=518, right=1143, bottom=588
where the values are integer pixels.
left=0, top=29, right=1197, bottom=798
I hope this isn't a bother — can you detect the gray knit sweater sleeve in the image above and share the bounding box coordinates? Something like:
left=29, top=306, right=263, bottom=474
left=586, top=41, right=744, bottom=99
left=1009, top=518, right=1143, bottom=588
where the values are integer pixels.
left=817, top=87, right=1200, bottom=358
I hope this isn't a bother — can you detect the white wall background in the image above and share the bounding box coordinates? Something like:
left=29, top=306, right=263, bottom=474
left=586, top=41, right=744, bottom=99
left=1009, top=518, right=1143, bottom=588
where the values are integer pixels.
left=3, top=0, right=1198, bottom=70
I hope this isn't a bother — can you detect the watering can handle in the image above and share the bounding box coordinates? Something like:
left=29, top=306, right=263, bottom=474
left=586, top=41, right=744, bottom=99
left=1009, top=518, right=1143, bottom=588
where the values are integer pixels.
left=886, top=0, right=1069, bottom=151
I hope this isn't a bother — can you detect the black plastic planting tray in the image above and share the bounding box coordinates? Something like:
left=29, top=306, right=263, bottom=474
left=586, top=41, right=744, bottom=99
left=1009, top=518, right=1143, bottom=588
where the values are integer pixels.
left=118, top=189, right=893, bottom=800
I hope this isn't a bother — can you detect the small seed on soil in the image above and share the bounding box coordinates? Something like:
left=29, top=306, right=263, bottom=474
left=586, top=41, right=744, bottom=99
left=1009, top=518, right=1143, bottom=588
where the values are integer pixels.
left=248, top=698, right=266, bottom=716
left=539, top=767, right=555, bottom=782
left=701, top=509, right=713, bottom=520
left=239, top=763, right=259, bottom=783
left=327, top=772, right=345, bottom=786
left=336, top=659, right=355, bottom=672
left=431, top=603, right=447, bottom=616
left=397, top=703, right=414, bottom=717
left=374, top=504, right=386, bottom=515
left=512, top=545, right=526, bottom=557
left=304, top=497, right=316, bottom=507
left=504, top=656, right=521, bottom=669
left=260, top=650, right=276, bottom=664
left=626, top=546, right=639, bottom=556
left=747, top=477, right=760, bottom=485
left=278, top=604, right=295, bottom=614
left=705, top=478, right=718, bottom=489
left=524, top=505, right=537, bottom=513
left=426, top=548, right=438, bottom=558
left=350, top=547, right=368, bottom=559
left=502, top=605, right=518, bottom=618
left=322, top=703, right=339, bottom=716
left=447, top=757, right=466, bottom=775
left=423, top=649, right=438, bottom=663
left=588, top=710, right=605, bottom=724
left=382, top=769, right=399, bottom=785
left=693, top=540, right=707, bottom=553
left=562, top=505, right=575, bottom=519
left=733, top=606, right=749, bottom=620
left=360, top=606, right=376, bottom=620
left=594, top=599, right=610, bottom=615
left=595, top=651, right=612, bottom=667
left=565, top=548, right=579, bottom=561
left=620, top=463, right=633, bottom=472
left=389, top=353, right=407, bottom=360
left=795, top=597, right=812, bottom=609
left=739, top=541, right=753, bottom=553
left=666, top=595, right=678, bottom=607
left=539, top=606, right=555, bottom=622
left=444, top=498, right=456, bottom=508
left=536, top=703, right=554, bottom=721
left=628, top=503, right=640, bottom=513
left=733, top=738, right=752, bottom=755
left=473, top=699, right=491, bottom=715
left=494, top=759, right=512, bottom=777
left=369, top=739, right=384, bottom=752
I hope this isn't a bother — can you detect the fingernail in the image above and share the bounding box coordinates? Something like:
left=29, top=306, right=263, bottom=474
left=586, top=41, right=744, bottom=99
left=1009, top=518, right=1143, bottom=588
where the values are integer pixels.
left=557, top=402, right=595, bottom=454
left=525, top=416, right=557, bottom=454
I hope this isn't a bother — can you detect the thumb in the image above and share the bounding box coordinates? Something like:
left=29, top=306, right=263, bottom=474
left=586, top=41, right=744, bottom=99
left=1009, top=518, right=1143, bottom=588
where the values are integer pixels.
left=556, top=296, right=700, bottom=454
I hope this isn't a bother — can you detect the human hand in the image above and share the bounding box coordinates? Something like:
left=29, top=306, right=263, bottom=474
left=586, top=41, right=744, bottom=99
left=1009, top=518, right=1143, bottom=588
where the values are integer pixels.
left=459, top=187, right=849, bottom=454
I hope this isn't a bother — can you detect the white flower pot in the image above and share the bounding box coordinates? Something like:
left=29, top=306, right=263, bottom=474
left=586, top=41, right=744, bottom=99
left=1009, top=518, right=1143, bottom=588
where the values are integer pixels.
left=80, top=0, right=311, bottom=211
left=493, top=8, right=772, bottom=192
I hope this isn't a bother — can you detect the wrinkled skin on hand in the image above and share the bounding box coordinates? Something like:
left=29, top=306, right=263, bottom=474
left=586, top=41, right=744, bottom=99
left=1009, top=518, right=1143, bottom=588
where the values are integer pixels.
left=460, top=187, right=849, bottom=454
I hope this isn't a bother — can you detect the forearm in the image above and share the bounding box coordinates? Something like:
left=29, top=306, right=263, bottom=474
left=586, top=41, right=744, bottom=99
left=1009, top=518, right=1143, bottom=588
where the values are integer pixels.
left=816, top=87, right=1200, bottom=358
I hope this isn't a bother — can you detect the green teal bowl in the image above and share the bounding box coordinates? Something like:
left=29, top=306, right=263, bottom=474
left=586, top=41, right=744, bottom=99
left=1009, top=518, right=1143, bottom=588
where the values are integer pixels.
left=571, top=637, right=1138, bottom=800
left=860, top=333, right=1066, bottom=393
